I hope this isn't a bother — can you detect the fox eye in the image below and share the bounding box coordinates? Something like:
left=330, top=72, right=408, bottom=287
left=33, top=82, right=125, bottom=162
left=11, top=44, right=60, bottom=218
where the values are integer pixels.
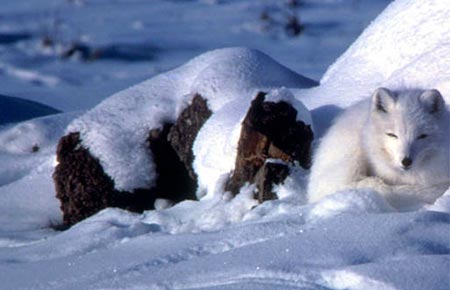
left=386, top=133, right=398, bottom=138
left=417, top=134, right=428, bottom=139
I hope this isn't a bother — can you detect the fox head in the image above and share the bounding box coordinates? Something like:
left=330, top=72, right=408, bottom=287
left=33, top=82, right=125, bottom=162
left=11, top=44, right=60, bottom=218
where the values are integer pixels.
left=368, top=87, right=449, bottom=173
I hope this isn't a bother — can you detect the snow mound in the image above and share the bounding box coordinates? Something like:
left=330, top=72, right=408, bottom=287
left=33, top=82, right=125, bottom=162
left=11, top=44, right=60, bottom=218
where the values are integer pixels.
left=143, top=185, right=258, bottom=234
left=0, top=94, right=60, bottom=125
left=0, top=111, right=81, bottom=233
left=0, top=112, right=79, bottom=155
left=68, top=47, right=317, bottom=192
left=0, top=112, right=80, bottom=187
left=300, top=0, right=450, bottom=110
left=308, top=189, right=394, bottom=220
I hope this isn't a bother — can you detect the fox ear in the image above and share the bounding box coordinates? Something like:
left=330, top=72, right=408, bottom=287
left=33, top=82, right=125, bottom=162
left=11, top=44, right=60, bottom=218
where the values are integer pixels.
left=420, top=89, right=445, bottom=114
left=372, top=87, right=396, bottom=113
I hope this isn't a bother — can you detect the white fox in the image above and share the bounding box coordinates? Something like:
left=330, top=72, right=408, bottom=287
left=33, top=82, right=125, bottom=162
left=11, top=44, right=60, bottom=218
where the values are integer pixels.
left=308, top=88, right=450, bottom=209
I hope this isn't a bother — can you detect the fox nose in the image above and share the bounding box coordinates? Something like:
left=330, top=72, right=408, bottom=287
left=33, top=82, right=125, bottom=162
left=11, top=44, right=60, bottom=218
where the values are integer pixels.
left=401, top=157, right=413, bottom=168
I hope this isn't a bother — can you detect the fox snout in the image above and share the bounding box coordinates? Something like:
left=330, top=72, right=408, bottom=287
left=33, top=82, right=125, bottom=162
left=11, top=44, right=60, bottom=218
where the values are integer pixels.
left=401, top=157, right=413, bottom=169
left=391, top=143, right=414, bottom=170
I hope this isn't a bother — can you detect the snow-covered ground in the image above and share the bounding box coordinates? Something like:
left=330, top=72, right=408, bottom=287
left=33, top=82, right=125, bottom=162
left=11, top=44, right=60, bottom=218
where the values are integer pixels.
left=1, top=1, right=450, bottom=290
left=0, top=0, right=388, bottom=111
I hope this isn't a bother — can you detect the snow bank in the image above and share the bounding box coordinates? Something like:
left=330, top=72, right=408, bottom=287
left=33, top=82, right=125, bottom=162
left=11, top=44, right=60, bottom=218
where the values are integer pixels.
left=68, top=47, right=316, bottom=192
left=0, top=112, right=80, bottom=187
left=0, top=111, right=80, bottom=232
left=143, top=186, right=258, bottom=234
left=0, top=112, right=79, bottom=155
left=307, top=190, right=394, bottom=220
left=299, top=0, right=450, bottom=110
left=0, top=158, right=60, bottom=233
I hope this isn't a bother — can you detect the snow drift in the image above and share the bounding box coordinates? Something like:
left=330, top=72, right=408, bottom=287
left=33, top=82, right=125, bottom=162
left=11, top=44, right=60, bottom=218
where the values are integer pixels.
left=300, top=0, right=450, bottom=110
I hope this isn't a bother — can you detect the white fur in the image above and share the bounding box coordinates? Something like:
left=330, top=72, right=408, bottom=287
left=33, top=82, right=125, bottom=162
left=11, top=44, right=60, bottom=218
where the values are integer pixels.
left=308, top=88, right=450, bottom=209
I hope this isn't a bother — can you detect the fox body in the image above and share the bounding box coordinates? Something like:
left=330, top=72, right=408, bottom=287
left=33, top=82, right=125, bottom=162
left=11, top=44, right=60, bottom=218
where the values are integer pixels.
left=308, top=88, right=450, bottom=209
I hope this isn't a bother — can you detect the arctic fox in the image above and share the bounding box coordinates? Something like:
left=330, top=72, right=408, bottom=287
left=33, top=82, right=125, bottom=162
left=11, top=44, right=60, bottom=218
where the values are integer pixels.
left=308, top=88, right=450, bottom=209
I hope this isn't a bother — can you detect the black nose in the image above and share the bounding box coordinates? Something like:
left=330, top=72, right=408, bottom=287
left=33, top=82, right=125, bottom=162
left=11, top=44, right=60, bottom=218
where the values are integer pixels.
left=402, top=157, right=413, bottom=168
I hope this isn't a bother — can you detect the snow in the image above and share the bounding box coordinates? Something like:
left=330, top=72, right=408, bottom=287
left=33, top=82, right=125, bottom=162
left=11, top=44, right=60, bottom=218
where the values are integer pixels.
left=0, top=111, right=80, bottom=187
left=0, top=0, right=389, bottom=111
left=299, top=0, right=450, bottom=112
left=427, top=188, right=450, bottom=213
left=1, top=1, right=450, bottom=290
left=1, top=193, right=448, bottom=289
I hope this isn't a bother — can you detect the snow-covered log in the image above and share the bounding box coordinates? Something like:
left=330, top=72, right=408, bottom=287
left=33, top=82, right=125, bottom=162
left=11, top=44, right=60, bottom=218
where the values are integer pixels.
left=53, top=48, right=317, bottom=226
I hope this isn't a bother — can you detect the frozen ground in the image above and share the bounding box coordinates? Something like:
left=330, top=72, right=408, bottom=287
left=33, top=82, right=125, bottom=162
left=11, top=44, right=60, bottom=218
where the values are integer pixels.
left=1, top=1, right=450, bottom=290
